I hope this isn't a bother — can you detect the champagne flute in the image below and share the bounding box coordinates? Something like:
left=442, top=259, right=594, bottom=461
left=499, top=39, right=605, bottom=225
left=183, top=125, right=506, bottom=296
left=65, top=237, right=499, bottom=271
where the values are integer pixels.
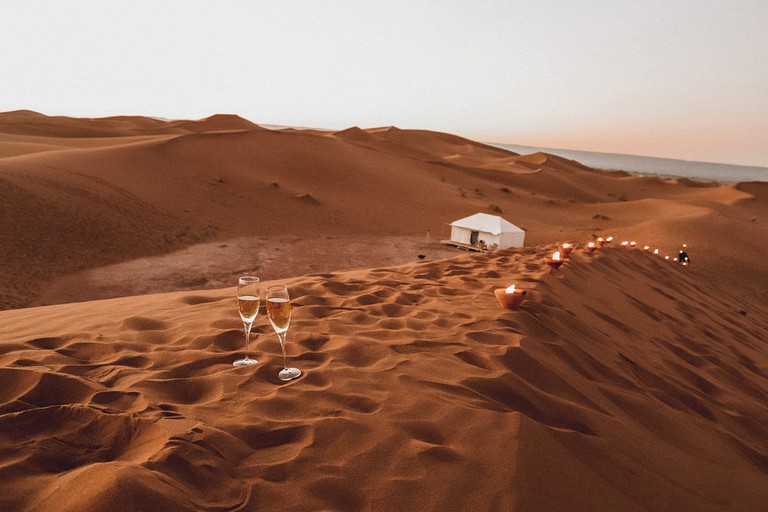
left=234, top=276, right=260, bottom=367
left=265, top=284, right=301, bottom=381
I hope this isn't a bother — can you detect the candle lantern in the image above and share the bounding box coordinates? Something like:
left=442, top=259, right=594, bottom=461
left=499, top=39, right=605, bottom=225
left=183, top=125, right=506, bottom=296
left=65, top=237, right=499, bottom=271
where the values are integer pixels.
left=586, top=242, right=598, bottom=253
left=495, top=284, right=527, bottom=310
left=561, top=243, right=574, bottom=258
left=547, top=251, right=564, bottom=271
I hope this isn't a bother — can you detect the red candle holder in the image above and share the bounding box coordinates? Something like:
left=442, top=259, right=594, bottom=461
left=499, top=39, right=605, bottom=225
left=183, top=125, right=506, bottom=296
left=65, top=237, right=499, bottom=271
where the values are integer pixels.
left=547, top=251, right=564, bottom=271
left=561, top=243, right=574, bottom=258
left=585, top=242, right=598, bottom=253
left=495, top=285, right=527, bottom=310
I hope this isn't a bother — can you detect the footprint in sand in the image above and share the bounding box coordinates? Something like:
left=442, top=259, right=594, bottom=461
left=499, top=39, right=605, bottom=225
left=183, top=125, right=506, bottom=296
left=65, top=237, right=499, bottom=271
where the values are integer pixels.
left=395, top=419, right=446, bottom=445
left=122, top=316, right=169, bottom=331
left=0, top=406, right=147, bottom=472
left=178, top=294, right=223, bottom=305
left=26, top=337, right=67, bottom=350
left=90, top=390, right=147, bottom=412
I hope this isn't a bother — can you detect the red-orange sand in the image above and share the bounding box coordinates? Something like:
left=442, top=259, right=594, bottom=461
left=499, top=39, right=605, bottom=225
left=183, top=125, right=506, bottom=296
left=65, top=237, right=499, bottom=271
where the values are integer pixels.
left=1, top=111, right=767, bottom=511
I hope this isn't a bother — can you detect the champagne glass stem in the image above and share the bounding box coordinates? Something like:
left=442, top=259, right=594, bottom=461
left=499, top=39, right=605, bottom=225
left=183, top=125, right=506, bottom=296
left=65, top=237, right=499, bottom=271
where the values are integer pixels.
left=243, top=322, right=252, bottom=359
left=278, top=331, right=288, bottom=369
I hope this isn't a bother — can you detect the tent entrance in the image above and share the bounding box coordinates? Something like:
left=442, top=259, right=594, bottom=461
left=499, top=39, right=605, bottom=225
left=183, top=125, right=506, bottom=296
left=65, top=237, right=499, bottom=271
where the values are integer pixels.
left=470, top=231, right=479, bottom=245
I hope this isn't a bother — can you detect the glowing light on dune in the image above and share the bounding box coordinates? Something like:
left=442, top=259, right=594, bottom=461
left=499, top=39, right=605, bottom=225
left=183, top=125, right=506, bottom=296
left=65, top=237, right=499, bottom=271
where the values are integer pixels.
left=643, top=245, right=650, bottom=250
left=546, top=251, right=565, bottom=271
left=630, top=241, right=637, bottom=247
left=496, top=284, right=526, bottom=309
left=606, top=237, right=614, bottom=243
left=562, top=243, right=571, bottom=249
left=654, top=249, right=659, bottom=255
left=665, top=256, right=670, bottom=260
left=621, top=241, right=629, bottom=247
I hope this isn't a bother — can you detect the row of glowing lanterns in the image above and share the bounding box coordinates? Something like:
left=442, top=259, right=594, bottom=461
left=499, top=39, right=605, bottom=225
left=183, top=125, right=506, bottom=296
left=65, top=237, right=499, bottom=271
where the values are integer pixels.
left=495, top=237, right=688, bottom=310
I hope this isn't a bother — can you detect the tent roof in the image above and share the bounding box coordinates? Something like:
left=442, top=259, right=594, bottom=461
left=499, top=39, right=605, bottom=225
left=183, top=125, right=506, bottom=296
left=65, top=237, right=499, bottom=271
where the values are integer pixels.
left=449, top=213, right=524, bottom=236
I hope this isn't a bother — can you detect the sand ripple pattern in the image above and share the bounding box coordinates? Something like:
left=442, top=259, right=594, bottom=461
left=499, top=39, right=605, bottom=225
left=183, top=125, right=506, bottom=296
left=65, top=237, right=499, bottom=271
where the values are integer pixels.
left=0, top=246, right=767, bottom=511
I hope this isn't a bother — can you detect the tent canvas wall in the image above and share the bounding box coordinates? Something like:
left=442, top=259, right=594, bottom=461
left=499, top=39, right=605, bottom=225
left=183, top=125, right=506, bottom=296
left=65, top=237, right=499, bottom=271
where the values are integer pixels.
left=447, top=213, right=525, bottom=249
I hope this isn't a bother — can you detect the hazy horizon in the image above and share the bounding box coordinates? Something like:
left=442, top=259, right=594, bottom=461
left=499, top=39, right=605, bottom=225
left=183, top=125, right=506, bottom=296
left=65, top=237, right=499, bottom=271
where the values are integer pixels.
left=1, top=1, right=766, bottom=167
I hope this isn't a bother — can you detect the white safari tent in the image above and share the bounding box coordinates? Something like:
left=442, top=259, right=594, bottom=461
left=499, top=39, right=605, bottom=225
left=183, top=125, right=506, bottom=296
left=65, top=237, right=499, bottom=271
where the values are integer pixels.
left=444, top=213, right=525, bottom=251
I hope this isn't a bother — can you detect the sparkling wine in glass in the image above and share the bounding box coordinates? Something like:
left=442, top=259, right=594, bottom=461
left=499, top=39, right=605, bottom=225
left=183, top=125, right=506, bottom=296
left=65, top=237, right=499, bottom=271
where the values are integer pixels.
left=234, top=276, right=260, bottom=367
left=265, top=284, right=301, bottom=381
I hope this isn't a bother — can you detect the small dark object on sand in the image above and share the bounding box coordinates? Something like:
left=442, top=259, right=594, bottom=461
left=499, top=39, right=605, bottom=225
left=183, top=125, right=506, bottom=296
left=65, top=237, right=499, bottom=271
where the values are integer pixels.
left=417, top=254, right=426, bottom=260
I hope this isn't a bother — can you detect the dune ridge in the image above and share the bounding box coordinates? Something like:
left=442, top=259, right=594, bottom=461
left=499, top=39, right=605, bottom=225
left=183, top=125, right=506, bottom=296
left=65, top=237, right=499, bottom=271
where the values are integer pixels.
left=2, top=111, right=767, bottom=509
left=0, top=245, right=766, bottom=511
left=2, top=111, right=767, bottom=310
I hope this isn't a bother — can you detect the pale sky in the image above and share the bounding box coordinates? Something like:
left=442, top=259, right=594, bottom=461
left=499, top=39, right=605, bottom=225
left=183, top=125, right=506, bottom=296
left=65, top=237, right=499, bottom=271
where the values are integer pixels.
left=2, top=1, right=767, bottom=167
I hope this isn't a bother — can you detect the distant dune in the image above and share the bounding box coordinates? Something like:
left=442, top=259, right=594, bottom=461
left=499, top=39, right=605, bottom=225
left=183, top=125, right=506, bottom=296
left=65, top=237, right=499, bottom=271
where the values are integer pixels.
left=493, top=143, right=768, bottom=182
left=2, top=110, right=766, bottom=309
left=0, top=111, right=766, bottom=510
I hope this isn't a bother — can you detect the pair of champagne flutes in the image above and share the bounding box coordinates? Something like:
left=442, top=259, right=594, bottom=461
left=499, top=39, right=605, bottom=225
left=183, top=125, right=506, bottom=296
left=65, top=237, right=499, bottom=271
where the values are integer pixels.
left=235, top=276, right=301, bottom=381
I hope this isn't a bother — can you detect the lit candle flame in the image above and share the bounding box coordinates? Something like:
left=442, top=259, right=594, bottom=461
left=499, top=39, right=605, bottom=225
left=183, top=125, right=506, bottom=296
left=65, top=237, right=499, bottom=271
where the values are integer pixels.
left=562, top=243, right=571, bottom=249
left=505, top=284, right=516, bottom=294
left=643, top=245, right=650, bottom=250
left=587, top=242, right=596, bottom=248
left=630, top=241, right=637, bottom=246
left=665, top=256, right=670, bottom=260
left=553, top=251, right=562, bottom=261
left=606, top=236, right=613, bottom=242
left=621, top=241, right=629, bottom=246
left=597, top=237, right=604, bottom=243
left=654, top=249, right=659, bottom=254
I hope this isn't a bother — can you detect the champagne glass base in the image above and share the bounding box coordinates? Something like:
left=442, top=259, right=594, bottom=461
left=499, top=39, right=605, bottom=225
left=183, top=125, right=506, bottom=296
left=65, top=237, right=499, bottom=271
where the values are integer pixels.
left=233, top=357, right=258, bottom=367
left=279, top=367, right=302, bottom=381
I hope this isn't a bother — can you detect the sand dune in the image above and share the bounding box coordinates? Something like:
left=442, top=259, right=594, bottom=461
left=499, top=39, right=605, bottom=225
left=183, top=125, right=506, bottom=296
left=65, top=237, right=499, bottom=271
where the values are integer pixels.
left=2, top=111, right=766, bottom=310
left=1, top=111, right=767, bottom=510
left=0, top=246, right=766, bottom=511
